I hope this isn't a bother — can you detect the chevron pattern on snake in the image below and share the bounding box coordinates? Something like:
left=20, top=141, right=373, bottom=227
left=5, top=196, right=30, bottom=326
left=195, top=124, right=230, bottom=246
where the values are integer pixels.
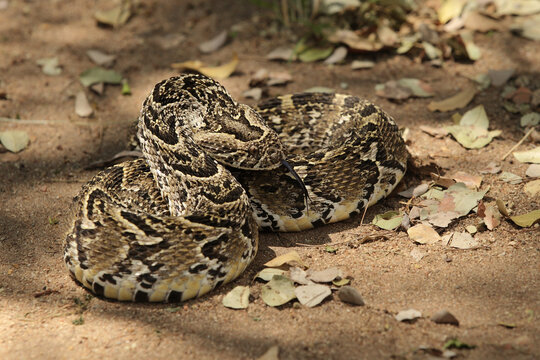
left=63, top=73, right=407, bottom=302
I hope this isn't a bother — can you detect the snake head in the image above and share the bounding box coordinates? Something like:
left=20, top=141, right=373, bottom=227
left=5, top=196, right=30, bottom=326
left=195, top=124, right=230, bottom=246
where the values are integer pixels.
left=192, top=104, right=285, bottom=171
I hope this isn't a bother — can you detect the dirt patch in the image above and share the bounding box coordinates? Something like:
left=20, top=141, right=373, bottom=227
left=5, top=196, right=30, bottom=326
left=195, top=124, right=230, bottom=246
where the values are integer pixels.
left=0, top=1, right=538, bottom=359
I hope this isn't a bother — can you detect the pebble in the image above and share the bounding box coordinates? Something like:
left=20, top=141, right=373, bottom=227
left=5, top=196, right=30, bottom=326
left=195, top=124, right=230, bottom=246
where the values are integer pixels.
left=337, top=286, right=365, bottom=306
left=431, top=310, right=459, bottom=326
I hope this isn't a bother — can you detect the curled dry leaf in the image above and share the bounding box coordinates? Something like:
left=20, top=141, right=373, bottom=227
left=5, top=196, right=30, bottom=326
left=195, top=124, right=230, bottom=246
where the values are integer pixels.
left=222, top=286, right=250, bottom=309
left=198, top=30, right=228, bottom=54
left=294, top=284, right=332, bottom=307
left=323, top=46, right=347, bottom=64
left=264, top=251, right=305, bottom=268
left=477, top=201, right=501, bottom=230
left=398, top=183, right=430, bottom=198
left=171, top=53, right=239, bottom=80
left=86, top=50, right=116, bottom=67
left=428, top=84, right=477, bottom=112
left=438, top=0, right=467, bottom=24
left=510, top=210, right=540, bottom=228
left=407, top=224, right=441, bottom=244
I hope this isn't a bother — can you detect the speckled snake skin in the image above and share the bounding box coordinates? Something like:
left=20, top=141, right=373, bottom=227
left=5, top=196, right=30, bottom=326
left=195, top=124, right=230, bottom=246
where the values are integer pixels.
left=63, top=73, right=407, bottom=302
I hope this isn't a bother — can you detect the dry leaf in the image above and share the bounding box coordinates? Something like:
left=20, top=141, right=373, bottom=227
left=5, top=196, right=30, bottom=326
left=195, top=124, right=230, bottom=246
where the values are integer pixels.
left=449, top=232, right=478, bottom=249
left=261, top=275, right=296, bottom=307
left=407, top=224, right=441, bottom=244
left=86, top=49, right=116, bottom=67
left=510, top=210, right=540, bottom=227
left=428, top=84, right=477, bottom=112
left=306, top=267, right=343, bottom=283
left=266, top=47, right=295, bottom=61
left=75, top=91, right=93, bottom=118
left=289, top=267, right=312, bottom=285
left=222, top=286, right=250, bottom=309
left=294, top=284, right=331, bottom=307
left=328, top=29, right=383, bottom=52
left=264, top=251, right=305, bottom=268
left=514, top=147, right=540, bottom=164
left=438, top=0, right=467, bottom=24
left=489, top=69, right=515, bottom=87
left=243, top=88, right=263, bottom=101
left=323, top=46, right=347, bottom=64
left=198, top=31, right=228, bottom=54
left=171, top=53, right=239, bottom=80
left=452, top=171, right=482, bottom=189
left=256, top=268, right=287, bottom=282
left=0, top=130, right=29, bottom=153
left=524, top=179, right=540, bottom=196
left=499, top=171, right=522, bottom=184
left=94, top=2, right=131, bottom=27
left=420, top=125, right=449, bottom=138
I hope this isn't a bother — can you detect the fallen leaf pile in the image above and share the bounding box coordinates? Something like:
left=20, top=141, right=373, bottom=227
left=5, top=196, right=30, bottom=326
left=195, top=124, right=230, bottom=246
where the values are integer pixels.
left=222, top=251, right=359, bottom=309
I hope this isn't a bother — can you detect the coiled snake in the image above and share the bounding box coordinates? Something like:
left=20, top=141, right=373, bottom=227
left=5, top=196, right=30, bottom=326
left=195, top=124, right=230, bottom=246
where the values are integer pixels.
left=63, top=74, right=407, bottom=302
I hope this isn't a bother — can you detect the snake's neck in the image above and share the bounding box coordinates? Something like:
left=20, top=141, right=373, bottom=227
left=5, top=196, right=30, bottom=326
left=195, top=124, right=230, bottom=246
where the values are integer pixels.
left=138, top=107, right=251, bottom=229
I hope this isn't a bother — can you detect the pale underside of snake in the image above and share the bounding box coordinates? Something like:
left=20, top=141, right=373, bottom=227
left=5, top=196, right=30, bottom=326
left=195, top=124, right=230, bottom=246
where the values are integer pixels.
left=63, top=73, right=407, bottom=302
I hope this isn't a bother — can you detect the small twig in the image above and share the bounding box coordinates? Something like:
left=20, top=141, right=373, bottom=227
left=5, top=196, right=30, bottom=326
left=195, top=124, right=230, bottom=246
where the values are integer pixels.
left=359, top=204, right=369, bottom=225
left=501, top=127, right=534, bottom=161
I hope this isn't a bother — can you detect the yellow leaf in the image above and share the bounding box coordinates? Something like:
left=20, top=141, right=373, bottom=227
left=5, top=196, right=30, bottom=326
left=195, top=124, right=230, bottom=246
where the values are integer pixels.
left=438, top=0, right=467, bottom=24
left=171, top=53, right=239, bottom=80
left=264, top=251, right=305, bottom=268
left=510, top=210, right=540, bottom=227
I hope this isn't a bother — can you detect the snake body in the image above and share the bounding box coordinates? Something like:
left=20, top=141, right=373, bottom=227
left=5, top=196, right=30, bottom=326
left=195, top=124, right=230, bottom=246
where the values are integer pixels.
left=63, top=74, right=407, bottom=302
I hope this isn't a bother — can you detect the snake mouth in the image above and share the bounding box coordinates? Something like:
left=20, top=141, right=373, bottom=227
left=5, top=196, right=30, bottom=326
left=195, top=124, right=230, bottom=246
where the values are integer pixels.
left=281, top=159, right=311, bottom=210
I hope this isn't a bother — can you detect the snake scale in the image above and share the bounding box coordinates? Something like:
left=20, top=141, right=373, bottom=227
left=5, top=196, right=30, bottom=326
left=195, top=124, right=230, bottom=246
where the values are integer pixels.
left=63, top=73, right=407, bottom=302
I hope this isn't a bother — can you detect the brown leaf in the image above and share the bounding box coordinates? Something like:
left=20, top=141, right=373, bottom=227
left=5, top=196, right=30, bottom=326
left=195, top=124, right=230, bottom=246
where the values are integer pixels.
left=428, top=84, right=477, bottom=112
left=171, top=53, right=238, bottom=80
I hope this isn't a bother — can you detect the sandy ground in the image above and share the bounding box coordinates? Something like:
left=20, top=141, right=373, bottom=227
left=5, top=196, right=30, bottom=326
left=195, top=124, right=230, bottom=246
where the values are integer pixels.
left=0, top=1, right=538, bottom=359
